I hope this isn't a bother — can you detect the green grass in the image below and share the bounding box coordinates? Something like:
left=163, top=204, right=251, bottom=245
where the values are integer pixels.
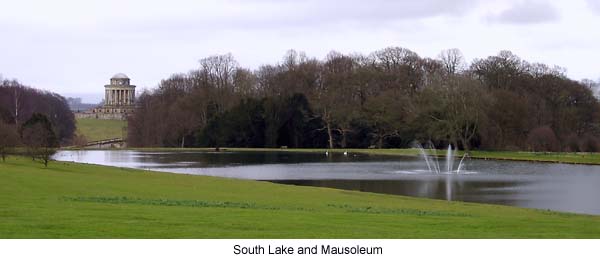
left=75, top=118, right=126, bottom=142
left=467, top=150, right=600, bottom=164
left=1, top=156, right=599, bottom=238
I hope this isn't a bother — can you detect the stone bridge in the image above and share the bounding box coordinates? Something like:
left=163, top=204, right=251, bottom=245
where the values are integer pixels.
left=84, top=138, right=126, bottom=149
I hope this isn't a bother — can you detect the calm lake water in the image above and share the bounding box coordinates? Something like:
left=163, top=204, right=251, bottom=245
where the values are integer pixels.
left=53, top=150, right=600, bottom=215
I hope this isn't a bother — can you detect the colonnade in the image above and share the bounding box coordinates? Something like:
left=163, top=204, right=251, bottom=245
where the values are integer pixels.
left=105, top=89, right=134, bottom=105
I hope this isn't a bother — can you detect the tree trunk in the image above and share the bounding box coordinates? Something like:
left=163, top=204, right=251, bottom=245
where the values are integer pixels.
left=378, top=136, right=383, bottom=149
left=181, top=135, right=185, bottom=148
left=326, top=121, right=334, bottom=149
left=265, top=123, right=278, bottom=148
left=341, top=130, right=347, bottom=148
left=461, top=137, right=470, bottom=152
left=13, top=87, right=19, bottom=125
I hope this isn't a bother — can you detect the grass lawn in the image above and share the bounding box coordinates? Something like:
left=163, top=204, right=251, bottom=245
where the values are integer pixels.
left=75, top=118, right=126, bottom=142
left=1, top=156, right=599, bottom=238
left=467, top=150, right=600, bottom=164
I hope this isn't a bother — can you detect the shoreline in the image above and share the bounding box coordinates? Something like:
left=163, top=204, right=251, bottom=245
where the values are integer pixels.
left=61, top=147, right=600, bottom=165
left=50, top=152, right=600, bottom=217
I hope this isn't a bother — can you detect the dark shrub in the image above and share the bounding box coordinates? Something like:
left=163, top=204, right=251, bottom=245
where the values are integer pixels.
left=526, top=126, right=559, bottom=152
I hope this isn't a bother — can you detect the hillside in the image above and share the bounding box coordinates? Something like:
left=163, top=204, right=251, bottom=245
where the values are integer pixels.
left=75, top=118, right=126, bottom=142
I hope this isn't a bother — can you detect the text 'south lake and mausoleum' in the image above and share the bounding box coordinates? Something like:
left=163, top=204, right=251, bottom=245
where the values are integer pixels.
left=233, top=244, right=383, bottom=255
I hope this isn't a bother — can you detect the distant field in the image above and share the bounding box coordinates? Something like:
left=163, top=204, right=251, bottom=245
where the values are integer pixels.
left=76, top=118, right=126, bottom=142
left=1, top=156, right=599, bottom=238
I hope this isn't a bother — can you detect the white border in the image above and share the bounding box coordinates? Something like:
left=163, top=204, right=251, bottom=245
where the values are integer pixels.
left=1, top=239, right=597, bottom=266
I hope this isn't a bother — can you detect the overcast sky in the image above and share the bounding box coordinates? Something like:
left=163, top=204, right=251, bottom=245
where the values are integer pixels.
left=1, top=0, right=599, bottom=102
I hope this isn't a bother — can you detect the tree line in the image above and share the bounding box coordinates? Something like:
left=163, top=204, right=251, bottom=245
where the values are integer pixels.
left=0, top=78, right=75, bottom=165
left=124, top=47, right=598, bottom=152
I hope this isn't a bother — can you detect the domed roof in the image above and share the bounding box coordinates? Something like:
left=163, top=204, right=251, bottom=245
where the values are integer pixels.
left=111, top=73, right=129, bottom=79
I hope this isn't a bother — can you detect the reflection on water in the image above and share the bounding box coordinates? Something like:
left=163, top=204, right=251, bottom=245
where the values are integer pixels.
left=53, top=150, right=600, bottom=215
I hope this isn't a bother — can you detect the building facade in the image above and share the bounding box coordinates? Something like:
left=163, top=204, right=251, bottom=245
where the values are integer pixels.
left=75, top=73, right=136, bottom=120
left=104, top=73, right=136, bottom=107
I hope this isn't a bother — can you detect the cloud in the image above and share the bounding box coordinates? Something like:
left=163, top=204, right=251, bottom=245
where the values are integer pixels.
left=293, top=0, right=477, bottom=21
left=92, top=0, right=483, bottom=41
left=4, top=0, right=600, bottom=97
left=487, top=1, right=560, bottom=24
left=1, top=0, right=482, bottom=31
left=225, top=0, right=479, bottom=23
left=588, top=0, right=600, bottom=15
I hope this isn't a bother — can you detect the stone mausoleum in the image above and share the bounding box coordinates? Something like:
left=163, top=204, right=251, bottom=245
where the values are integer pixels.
left=75, top=73, right=136, bottom=120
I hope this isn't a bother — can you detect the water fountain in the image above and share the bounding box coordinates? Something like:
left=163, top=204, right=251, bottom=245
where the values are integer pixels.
left=414, top=142, right=469, bottom=174
left=412, top=142, right=471, bottom=201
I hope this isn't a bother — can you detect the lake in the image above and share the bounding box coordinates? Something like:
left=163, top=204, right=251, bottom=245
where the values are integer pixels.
left=53, top=150, right=600, bottom=215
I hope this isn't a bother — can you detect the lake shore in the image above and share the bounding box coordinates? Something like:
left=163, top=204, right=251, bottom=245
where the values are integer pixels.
left=1, top=156, right=599, bottom=238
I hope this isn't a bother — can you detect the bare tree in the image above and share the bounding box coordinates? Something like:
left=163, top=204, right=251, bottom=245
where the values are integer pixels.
left=311, top=51, right=359, bottom=148
left=20, top=113, right=58, bottom=167
left=0, top=120, right=20, bottom=161
left=125, top=48, right=600, bottom=152
left=71, top=133, right=88, bottom=148
left=199, top=53, right=239, bottom=92
left=418, top=76, right=490, bottom=151
left=364, top=90, right=410, bottom=148
left=233, top=68, right=258, bottom=97
left=527, top=126, right=559, bottom=152
left=0, top=79, right=75, bottom=143
left=370, top=46, right=424, bottom=94
left=438, top=48, right=465, bottom=76
left=170, top=97, right=199, bottom=148
left=0, top=79, right=26, bottom=125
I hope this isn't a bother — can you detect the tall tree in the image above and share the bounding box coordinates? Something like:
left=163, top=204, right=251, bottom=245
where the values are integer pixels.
left=0, top=79, right=75, bottom=144
left=438, top=48, right=465, bottom=76
left=20, top=113, right=58, bottom=167
left=0, top=120, right=19, bottom=161
left=125, top=48, right=600, bottom=152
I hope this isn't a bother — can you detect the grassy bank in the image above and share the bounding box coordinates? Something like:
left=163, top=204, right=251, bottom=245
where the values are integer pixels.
left=467, top=150, right=600, bottom=164
left=76, top=118, right=126, bottom=141
left=1, top=156, right=599, bottom=238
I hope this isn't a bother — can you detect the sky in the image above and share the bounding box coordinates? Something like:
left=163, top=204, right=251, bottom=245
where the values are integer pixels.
left=1, top=0, right=599, bottom=103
